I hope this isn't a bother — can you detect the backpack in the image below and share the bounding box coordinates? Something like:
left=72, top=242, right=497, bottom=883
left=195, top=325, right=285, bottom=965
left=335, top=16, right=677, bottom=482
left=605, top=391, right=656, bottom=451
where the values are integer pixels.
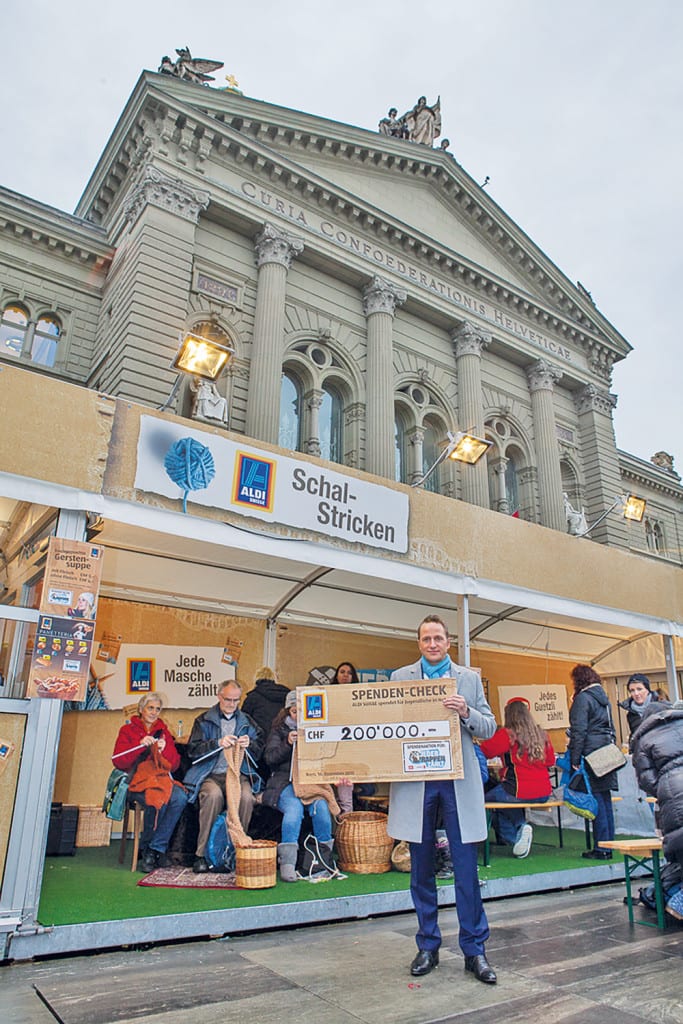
left=206, top=812, right=236, bottom=872
left=102, top=768, right=130, bottom=821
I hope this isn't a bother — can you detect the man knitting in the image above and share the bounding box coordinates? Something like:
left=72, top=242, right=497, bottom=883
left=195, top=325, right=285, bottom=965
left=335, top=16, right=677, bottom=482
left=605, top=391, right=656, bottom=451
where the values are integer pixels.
left=183, top=681, right=262, bottom=873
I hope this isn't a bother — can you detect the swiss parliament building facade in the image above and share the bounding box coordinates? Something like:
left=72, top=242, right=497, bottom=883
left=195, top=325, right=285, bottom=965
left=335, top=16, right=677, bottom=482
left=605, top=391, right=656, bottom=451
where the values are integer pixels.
left=0, top=69, right=681, bottom=559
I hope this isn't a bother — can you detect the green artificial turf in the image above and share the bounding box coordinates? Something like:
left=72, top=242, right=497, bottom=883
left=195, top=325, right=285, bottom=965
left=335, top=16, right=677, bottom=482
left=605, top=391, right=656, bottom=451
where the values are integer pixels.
left=38, top=825, right=620, bottom=927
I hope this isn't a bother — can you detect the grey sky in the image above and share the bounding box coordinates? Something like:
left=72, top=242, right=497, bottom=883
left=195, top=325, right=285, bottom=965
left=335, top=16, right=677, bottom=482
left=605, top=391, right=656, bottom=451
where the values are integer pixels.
left=3, top=0, right=681, bottom=474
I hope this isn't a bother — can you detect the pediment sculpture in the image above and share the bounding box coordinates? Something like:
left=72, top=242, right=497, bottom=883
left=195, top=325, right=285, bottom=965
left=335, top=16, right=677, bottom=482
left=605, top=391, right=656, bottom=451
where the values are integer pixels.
left=158, top=47, right=224, bottom=85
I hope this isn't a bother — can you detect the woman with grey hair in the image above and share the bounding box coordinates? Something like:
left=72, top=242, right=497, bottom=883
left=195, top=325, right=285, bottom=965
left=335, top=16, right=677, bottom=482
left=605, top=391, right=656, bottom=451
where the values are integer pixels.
left=112, top=693, right=187, bottom=872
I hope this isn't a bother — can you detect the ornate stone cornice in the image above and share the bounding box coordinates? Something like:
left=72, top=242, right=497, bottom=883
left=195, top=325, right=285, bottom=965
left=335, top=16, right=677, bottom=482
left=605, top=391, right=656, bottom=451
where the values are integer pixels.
left=574, top=383, right=618, bottom=416
left=526, top=359, right=562, bottom=393
left=344, top=402, right=365, bottom=425
left=451, top=321, right=491, bottom=359
left=123, top=165, right=210, bottom=226
left=362, top=275, right=407, bottom=317
left=254, top=221, right=304, bottom=268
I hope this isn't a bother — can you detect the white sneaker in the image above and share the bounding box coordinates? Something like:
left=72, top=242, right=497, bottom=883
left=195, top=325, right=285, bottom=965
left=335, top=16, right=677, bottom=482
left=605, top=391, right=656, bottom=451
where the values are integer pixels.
left=512, top=823, right=533, bottom=858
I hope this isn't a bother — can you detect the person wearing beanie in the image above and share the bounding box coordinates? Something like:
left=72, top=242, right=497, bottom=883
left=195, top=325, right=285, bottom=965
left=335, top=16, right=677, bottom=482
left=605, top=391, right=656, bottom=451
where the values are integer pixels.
left=619, top=673, right=659, bottom=737
left=262, top=689, right=338, bottom=882
left=241, top=666, right=292, bottom=741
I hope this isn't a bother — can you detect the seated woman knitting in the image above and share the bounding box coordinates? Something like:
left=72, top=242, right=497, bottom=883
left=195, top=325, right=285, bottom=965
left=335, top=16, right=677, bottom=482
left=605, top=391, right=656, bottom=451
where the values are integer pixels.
left=262, top=690, right=340, bottom=881
left=479, top=696, right=555, bottom=858
left=112, top=693, right=187, bottom=872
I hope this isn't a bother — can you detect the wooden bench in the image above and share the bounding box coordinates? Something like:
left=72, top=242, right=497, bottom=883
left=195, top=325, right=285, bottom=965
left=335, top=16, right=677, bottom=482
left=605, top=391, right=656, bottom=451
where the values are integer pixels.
left=598, top=838, right=666, bottom=930
left=482, top=800, right=564, bottom=866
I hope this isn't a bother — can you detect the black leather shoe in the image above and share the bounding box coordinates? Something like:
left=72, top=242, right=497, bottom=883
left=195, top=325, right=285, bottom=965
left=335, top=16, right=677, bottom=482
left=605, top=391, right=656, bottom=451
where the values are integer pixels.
left=410, top=949, right=439, bottom=976
left=155, top=851, right=171, bottom=869
left=140, top=851, right=157, bottom=873
left=193, top=856, right=209, bottom=874
left=465, top=953, right=497, bottom=984
left=582, top=848, right=613, bottom=860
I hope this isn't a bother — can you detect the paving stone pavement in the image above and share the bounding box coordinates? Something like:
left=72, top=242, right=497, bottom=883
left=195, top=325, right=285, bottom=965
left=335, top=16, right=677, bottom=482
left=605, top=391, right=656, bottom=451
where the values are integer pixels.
left=2, top=883, right=682, bottom=1024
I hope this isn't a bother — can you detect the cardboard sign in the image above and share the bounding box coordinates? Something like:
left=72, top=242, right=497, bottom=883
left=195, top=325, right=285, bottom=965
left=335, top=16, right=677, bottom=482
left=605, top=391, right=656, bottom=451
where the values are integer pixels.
left=498, top=685, right=569, bottom=730
left=296, top=681, right=464, bottom=784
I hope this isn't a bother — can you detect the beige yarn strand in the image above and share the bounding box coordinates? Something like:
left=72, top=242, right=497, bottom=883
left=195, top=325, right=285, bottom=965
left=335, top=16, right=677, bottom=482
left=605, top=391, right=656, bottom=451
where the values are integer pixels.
left=224, top=744, right=254, bottom=849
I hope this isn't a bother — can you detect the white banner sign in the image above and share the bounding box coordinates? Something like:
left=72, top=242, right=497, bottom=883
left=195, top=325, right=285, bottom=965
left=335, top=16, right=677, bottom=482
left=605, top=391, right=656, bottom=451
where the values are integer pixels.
left=497, top=685, right=569, bottom=730
left=92, top=645, right=236, bottom=709
left=135, top=416, right=409, bottom=553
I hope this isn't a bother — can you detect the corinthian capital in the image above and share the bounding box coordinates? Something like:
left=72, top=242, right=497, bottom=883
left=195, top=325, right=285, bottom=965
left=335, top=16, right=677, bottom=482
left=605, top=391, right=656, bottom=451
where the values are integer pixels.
left=574, top=383, right=618, bottom=416
left=451, top=321, right=491, bottom=359
left=526, top=358, right=562, bottom=392
left=254, top=222, right=304, bottom=269
left=124, top=165, right=210, bottom=225
left=362, top=275, right=407, bottom=317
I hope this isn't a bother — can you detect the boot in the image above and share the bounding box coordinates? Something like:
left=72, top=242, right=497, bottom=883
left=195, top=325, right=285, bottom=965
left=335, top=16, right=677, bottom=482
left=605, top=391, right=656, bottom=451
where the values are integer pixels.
left=277, top=842, right=299, bottom=882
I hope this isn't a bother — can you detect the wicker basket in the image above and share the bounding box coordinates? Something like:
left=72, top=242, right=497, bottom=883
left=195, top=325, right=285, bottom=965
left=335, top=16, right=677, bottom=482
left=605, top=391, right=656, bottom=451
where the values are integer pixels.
left=75, top=805, right=112, bottom=847
left=335, top=810, right=394, bottom=874
left=234, top=840, right=277, bottom=889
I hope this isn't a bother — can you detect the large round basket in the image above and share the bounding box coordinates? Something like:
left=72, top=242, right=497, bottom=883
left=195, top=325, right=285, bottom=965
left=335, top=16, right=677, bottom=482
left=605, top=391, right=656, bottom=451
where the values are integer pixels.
left=235, top=840, right=277, bottom=889
left=335, top=811, right=394, bottom=874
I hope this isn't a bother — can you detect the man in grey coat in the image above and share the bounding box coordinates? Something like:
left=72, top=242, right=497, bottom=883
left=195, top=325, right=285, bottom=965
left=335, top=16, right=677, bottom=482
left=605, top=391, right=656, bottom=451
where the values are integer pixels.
left=387, top=614, right=497, bottom=983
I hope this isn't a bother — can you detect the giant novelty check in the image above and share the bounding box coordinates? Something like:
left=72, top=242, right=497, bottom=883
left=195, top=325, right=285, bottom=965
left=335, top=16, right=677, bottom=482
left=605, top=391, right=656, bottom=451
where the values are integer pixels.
left=295, top=680, right=464, bottom=784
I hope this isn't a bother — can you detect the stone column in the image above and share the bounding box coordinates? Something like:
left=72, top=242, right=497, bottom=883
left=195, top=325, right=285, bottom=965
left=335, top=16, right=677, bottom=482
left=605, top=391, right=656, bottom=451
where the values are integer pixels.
left=102, top=166, right=210, bottom=406
left=491, top=456, right=509, bottom=513
left=407, top=426, right=425, bottom=486
left=245, top=222, right=304, bottom=444
left=304, top=389, right=324, bottom=457
left=451, top=321, right=491, bottom=507
left=526, top=359, right=565, bottom=531
left=362, top=276, right=406, bottom=479
left=575, top=384, right=626, bottom=546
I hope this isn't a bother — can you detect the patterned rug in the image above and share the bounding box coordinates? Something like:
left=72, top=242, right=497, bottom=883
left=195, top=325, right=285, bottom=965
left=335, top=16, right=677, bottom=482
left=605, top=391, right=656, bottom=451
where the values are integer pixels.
left=138, top=865, right=237, bottom=889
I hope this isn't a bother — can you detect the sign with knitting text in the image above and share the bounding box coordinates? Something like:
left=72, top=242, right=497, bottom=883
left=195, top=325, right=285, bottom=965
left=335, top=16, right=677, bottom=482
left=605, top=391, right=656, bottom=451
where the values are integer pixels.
left=134, top=416, right=409, bottom=552
left=295, top=681, right=464, bottom=783
left=90, top=645, right=236, bottom=709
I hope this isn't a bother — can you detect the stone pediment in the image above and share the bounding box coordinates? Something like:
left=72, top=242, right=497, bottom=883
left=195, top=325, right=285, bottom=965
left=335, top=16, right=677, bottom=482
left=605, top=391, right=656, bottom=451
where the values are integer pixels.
left=76, top=72, right=631, bottom=362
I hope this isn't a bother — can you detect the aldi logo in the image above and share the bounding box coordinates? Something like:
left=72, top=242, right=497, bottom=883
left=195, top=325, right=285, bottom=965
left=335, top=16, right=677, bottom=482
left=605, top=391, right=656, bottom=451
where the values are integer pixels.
left=232, top=452, right=276, bottom=512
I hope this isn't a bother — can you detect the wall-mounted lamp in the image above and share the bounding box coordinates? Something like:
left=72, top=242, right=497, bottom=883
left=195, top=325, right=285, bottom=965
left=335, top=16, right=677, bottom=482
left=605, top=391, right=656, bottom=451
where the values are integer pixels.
left=577, top=493, right=647, bottom=538
left=413, top=430, right=492, bottom=488
left=160, top=332, right=235, bottom=411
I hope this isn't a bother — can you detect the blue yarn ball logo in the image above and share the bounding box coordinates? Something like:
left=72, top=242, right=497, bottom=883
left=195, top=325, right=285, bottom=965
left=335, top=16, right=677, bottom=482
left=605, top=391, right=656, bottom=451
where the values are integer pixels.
left=164, top=437, right=216, bottom=513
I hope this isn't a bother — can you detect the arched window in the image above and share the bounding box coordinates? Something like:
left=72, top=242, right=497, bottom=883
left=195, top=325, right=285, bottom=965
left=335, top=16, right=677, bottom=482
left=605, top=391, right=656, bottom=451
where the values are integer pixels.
left=394, top=414, right=408, bottom=483
left=279, top=372, right=302, bottom=451
left=645, top=518, right=664, bottom=553
left=31, top=315, right=61, bottom=367
left=421, top=419, right=441, bottom=494
left=0, top=304, right=29, bottom=356
left=319, top=385, right=343, bottom=464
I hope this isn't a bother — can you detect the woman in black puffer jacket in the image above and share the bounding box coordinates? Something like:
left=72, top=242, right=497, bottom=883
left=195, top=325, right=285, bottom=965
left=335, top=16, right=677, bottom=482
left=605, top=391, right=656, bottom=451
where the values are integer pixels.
left=631, top=700, right=683, bottom=871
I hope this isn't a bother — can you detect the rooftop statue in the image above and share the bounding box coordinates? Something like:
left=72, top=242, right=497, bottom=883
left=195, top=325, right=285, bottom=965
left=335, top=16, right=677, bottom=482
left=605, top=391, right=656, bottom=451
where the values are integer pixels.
left=378, top=108, right=407, bottom=139
left=401, top=95, right=441, bottom=146
left=158, top=47, right=224, bottom=85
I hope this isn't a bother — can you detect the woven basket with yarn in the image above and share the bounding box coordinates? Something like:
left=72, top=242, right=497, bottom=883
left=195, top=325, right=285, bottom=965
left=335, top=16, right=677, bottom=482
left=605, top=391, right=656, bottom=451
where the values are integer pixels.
left=335, top=811, right=395, bottom=874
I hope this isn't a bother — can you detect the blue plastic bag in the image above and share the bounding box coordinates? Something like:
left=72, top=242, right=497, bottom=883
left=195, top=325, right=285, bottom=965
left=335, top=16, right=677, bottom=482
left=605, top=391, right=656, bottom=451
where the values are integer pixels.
left=206, top=812, right=236, bottom=872
left=563, top=761, right=598, bottom=821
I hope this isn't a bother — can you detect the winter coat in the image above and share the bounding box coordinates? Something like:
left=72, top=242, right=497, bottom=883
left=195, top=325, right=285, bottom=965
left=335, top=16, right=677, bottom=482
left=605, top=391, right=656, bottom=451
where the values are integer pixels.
left=386, top=659, right=496, bottom=844
left=262, top=715, right=296, bottom=810
left=242, top=679, right=291, bottom=740
left=182, top=704, right=263, bottom=803
left=619, top=692, right=661, bottom=738
left=568, top=684, right=619, bottom=793
left=631, top=705, right=683, bottom=863
left=112, top=715, right=180, bottom=774
left=480, top=727, right=555, bottom=799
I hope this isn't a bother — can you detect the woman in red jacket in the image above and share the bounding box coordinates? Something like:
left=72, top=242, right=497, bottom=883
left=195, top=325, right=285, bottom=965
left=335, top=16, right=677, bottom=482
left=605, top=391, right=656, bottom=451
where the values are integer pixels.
left=112, top=694, right=187, bottom=872
left=479, top=697, right=556, bottom=858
